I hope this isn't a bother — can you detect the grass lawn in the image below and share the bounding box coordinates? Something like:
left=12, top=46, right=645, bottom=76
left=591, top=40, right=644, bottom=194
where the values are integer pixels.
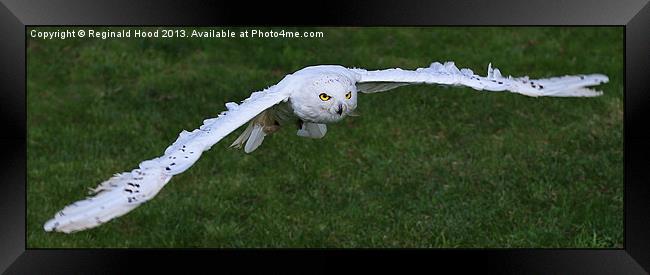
left=27, top=27, right=623, bottom=248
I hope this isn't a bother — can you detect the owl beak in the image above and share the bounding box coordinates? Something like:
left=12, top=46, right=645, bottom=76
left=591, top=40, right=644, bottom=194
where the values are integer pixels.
left=336, top=104, right=344, bottom=116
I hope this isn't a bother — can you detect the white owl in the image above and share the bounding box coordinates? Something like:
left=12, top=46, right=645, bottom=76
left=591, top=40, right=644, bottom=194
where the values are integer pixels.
left=43, top=61, right=609, bottom=233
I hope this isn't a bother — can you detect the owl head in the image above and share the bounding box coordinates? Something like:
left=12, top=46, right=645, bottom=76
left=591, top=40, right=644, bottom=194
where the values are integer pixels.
left=289, top=73, right=358, bottom=124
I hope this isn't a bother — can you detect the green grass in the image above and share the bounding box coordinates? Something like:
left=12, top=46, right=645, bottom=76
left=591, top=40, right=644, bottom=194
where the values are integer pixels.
left=27, top=27, right=623, bottom=248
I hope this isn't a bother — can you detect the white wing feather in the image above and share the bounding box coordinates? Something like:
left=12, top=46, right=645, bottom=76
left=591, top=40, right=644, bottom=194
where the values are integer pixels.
left=44, top=75, right=296, bottom=233
left=352, top=61, right=609, bottom=97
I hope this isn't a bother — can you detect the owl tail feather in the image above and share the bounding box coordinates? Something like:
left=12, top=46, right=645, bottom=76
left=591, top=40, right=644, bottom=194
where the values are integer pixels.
left=230, top=121, right=268, bottom=153
left=230, top=110, right=280, bottom=153
left=230, top=120, right=256, bottom=150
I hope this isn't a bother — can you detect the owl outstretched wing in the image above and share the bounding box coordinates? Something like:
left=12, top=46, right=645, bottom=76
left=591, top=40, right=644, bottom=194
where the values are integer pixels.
left=351, top=61, right=608, bottom=97
left=43, top=74, right=297, bottom=233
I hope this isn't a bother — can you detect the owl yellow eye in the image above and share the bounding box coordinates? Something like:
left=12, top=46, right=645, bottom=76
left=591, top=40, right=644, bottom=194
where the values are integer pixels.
left=345, top=91, right=352, bottom=99
left=319, top=93, right=331, bottom=101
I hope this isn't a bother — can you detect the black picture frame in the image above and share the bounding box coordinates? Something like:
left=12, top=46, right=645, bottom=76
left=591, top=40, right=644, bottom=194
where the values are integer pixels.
left=2, top=0, right=648, bottom=273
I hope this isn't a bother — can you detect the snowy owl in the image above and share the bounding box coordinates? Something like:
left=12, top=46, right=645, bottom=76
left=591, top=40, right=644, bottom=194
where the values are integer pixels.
left=43, top=61, right=609, bottom=233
